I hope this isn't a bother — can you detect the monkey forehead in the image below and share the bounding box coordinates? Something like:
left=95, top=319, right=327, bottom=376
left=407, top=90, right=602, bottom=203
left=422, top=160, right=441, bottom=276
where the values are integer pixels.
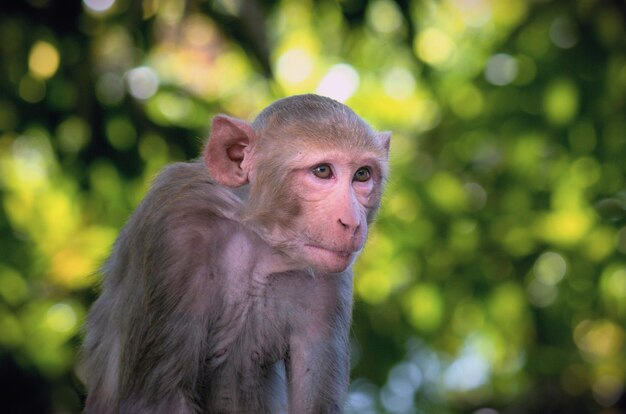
left=297, top=137, right=385, bottom=155
left=255, top=111, right=379, bottom=144
left=286, top=148, right=387, bottom=169
left=259, top=127, right=387, bottom=156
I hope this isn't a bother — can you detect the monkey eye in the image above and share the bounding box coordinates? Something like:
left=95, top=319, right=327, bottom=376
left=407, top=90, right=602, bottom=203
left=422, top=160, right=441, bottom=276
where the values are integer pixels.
left=312, top=164, right=333, bottom=179
left=353, top=167, right=372, bottom=182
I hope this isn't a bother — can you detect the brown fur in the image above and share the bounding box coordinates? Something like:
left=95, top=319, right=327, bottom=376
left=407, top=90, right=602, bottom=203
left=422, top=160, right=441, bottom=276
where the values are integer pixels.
left=81, top=94, right=390, bottom=413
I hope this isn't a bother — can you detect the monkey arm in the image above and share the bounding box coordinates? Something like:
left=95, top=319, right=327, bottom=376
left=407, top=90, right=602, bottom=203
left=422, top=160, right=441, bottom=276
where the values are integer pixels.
left=85, top=162, right=242, bottom=413
left=286, top=273, right=353, bottom=414
left=287, top=336, right=350, bottom=413
left=118, top=266, right=212, bottom=413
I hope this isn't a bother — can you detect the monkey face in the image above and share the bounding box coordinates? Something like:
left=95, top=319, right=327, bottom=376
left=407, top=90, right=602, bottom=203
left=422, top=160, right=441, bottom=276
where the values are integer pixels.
left=284, top=151, right=384, bottom=274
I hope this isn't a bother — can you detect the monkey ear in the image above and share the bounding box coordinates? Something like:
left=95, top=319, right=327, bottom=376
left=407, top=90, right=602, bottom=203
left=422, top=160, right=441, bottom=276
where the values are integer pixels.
left=204, top=115, right=257, bottom=187
left=377, top=131, right=392, bottom=153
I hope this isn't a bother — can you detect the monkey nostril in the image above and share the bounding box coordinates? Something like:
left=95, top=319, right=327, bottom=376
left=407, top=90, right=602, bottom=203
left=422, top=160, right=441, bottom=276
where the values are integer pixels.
left=338, top=219, right=361, bottom=235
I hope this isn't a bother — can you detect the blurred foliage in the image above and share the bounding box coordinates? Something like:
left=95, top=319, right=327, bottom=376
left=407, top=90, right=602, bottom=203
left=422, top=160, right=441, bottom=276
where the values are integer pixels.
left=0, top=0, right=625, bottom=413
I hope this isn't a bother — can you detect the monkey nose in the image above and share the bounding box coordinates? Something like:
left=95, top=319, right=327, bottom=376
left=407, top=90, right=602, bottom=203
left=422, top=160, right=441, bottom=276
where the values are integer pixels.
left=338, top=218, right=361, bottom=234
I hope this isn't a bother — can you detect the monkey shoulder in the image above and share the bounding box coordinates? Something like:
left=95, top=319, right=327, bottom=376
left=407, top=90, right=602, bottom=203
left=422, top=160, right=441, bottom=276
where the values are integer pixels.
left=150, top=161, right=243, bottom=220
left=152, top=161, right=248, bottom=237
left=112, top=161, right=249, bottom=272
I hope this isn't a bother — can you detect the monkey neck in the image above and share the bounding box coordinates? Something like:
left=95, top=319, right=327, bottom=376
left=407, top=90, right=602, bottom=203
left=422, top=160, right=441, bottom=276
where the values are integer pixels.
left=232, top=183, right=250, bottom=201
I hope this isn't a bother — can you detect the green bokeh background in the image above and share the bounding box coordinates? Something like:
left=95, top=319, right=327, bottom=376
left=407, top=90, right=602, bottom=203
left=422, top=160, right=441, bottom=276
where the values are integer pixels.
left=0, top=0, right=625, bottom=413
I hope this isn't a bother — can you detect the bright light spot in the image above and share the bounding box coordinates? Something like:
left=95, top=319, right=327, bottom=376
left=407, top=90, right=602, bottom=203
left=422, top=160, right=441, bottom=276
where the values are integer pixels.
left=454, top=0, right=492, bottom=28
left=593, top=376, right=624, bottom=407
left=426, top=172, right=468, bottom=213
left=18, top=75, right=46, bottom=103
left=380, top=384, right=414, bottom=413
left=277, top=49, right=314, bottom=85
left=56, top=116, right=91, bottom=153
left=550, top=16, right=578, bottom=49
left=380, top=362, right=422, bottom=413
left=387, top=192, right=418, bottom=223
left=543, top=79, right=579, bottom=125
left=408, top=342, right=443, bottom=382
left=139, top=133, right=168, bottom=162
left=383, top=67, right=415, bottom=100
left=417, top=99, right=442, bottom=131
left=585, top=226, right=615, bottom=262
left=465, top=182, right=488, bottom=210
left=571, top=157, right=601, bottom=187
left=83, top=0, right=115, bottom=13
left=183, top=15, right=218, bottom=47
left=347, top=380, right=378, bottom=413
left=414, top=28, right=454, bottom=66
left=602, top=267, right=626, bottom=300
left=126, top=66, right=159, bottom=100
left=106, top=116, right=137, bottom=151
left=574, top=319, right=625, bottom=358
left=316, top=64, right=360, bottom=103
left=450, top=84, right=484, bottom=119
left=51, top=247, right=97, bottom=288
left=388, top=362, right=422, bottom=396
left=46, top=303, right=77, bottom=333
left=534, top=252, right=567, bottom=285
left=404, top=284, right=443, bottom=332
left=491, top=0, right=528, bottom=28
left=96, top=73, right=125, bottom=106
left=29, top=41, right=60, bottom=80
left=527, top=279, right=558, bottom=307
left=485, top=53, right=518, bottom=86
left=490, top=282, right=526, bottom=322
left=443, top=354, right=491, bottom=391
left=153, top=92, right=193, bottom=123
left=0, top=266, right=29, bottom=306
left=11, top=134, right=49, bottom=184
left=346, top=391, right=376, bottom=412
left=356, top=268, right=392, bottom=304
left=538, top=208, right=592, bottom=246
left=367, top=0, right=403, bottom=35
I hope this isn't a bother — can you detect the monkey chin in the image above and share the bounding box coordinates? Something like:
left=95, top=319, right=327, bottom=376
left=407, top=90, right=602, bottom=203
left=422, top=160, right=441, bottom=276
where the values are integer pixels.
left=303, top=244, right=358, bottom=274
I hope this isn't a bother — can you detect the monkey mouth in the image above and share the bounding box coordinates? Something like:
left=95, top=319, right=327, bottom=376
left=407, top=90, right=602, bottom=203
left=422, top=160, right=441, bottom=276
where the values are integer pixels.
left=304, top=244, right=357, bottom=258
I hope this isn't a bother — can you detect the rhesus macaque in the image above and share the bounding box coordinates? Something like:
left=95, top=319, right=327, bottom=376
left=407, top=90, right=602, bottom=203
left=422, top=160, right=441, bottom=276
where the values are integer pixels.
left=81, top=94, right=390, bottom=413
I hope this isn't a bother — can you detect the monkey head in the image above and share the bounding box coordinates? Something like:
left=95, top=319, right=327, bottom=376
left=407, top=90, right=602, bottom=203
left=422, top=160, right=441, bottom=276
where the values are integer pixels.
left=204, top=94, right=390, bottom=274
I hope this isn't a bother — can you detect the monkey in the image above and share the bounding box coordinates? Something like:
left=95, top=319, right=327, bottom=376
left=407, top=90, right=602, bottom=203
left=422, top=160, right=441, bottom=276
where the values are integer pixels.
left=80, top=94, right=390, bottom=413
